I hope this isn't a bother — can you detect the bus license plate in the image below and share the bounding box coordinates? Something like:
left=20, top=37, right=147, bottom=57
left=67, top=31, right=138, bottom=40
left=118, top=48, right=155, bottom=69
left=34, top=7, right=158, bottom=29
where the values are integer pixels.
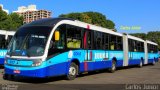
left=14, top=70, right=20, bottom=74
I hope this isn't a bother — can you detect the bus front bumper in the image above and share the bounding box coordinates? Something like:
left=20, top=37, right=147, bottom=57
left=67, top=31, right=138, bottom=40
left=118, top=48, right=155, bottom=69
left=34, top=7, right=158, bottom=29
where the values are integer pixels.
left=4, top=66, right=47, bottom=78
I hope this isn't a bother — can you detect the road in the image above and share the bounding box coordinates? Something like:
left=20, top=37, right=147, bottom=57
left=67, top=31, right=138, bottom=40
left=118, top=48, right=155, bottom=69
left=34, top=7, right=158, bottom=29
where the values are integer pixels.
left=0, top=62, right=160, bottom=90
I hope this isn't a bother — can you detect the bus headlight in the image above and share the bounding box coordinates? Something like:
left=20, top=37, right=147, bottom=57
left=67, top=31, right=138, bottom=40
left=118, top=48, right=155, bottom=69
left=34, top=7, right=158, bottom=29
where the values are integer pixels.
left=32, top=59, right=42, bottom=66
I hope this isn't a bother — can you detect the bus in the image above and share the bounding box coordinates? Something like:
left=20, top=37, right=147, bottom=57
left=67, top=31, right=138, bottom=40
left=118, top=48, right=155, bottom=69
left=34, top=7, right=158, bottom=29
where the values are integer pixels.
left=3, top=18, right=159, bottom=80
left=0, top=30, right=15, bottom=65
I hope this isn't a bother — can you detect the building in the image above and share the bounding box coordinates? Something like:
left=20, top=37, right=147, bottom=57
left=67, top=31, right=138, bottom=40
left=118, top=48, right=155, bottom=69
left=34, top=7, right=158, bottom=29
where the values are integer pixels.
left=13, top=5, right=52, bottom=24
left=0, top=4, right=9, bottom=14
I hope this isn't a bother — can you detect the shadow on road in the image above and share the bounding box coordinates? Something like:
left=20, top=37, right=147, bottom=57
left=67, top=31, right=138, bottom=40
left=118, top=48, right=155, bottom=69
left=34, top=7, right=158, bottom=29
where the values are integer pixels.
left=4, top=75, right=66, bottom=84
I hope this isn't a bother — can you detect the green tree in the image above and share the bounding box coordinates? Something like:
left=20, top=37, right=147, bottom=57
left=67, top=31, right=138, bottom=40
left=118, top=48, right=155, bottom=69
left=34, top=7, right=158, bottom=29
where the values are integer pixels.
left=0, top=9, right=8, bottom=29
left=59, top=11, right=115, bottom=30
left=9, top=13, right=23, bottom=30
left=106, top=20, right=115, bottom=29
left=0, top=9, right=23, bottom=31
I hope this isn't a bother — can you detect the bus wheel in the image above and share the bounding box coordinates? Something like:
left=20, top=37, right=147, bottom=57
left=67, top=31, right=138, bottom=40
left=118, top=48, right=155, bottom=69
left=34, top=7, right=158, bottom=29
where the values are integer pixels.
left=109, top=60, right=116, bottom=73
left=66, top=63, right=78, bottom=80
left=3, top=74, right=8, bottom=80
left=139, top=60, right=143, bottom=68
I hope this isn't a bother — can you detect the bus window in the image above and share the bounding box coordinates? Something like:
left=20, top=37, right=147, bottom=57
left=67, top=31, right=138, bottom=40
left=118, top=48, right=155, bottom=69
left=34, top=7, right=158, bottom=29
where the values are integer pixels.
left=137, top=41, right=141, bottom=52
left=0, top=35, right=6, bottom=49
left=6, top=35, right=13, bottom=47
left=109, top=35, right=123, bottom=50
left=147, top=44, right=150, bottom=53
left=116, top=36, right=123, bottom=50
left=110, top=35, right=116, bottom=50
left=95, top=31, right=102, bottom=49
left=154, top=45, right=158, bottom=53
left=87, top=31, right=94, bottom=49
left=66, top=25, right=82, bottom=49
left=147, top=44, right=154, bottom=53
left=128, top=39, right=133, bottom=51
left=133, top=41, right=137, bottom=52
left=51, top=25, right=66, bottom=49
left=141, top=42, right=144, bottom=52
left=104, top=34, right=109, bottom=50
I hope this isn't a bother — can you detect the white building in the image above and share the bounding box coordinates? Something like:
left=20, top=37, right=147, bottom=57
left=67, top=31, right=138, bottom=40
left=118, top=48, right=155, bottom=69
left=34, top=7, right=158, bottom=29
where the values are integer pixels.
left=0, top=4, right=9, bottom=14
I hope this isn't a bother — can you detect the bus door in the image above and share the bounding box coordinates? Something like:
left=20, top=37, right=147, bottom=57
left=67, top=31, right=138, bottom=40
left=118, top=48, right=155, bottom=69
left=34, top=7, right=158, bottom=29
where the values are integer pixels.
left=128, top=39, right=135, bottom=65
left=0, top=34, right=7, bottom=64
left=83, top=30, right=94, bottom=71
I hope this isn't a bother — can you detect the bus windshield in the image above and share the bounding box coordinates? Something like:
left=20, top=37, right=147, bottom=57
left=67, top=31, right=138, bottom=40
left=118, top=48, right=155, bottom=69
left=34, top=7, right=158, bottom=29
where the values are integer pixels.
left=7, top=26, right=52, bottom=57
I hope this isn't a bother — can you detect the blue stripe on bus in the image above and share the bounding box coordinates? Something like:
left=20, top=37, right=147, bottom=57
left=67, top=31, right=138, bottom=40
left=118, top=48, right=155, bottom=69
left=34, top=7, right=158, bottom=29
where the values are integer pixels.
left=0, top=49, right=7, bottom=65
left=129, top=59, right=141, bottom=65
left=5, top=62, right=68, bottom=78
left=4, top=49, right=158, bottom=78
left=0, top=50, right=7, bottom=58
left=0, top=58, right=4, bottom=65
left=5, top=60, right=124, bottom=78
left=5, top=50, right=124, bottom=70
left=4, top=57, right=157, bottom=78
left=148, top=59, right=154, bottom=63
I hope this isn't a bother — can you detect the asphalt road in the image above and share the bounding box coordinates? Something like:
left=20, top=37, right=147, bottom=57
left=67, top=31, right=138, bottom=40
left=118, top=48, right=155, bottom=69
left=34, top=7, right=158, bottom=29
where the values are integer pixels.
left=0, top=62, right=160, bottom=90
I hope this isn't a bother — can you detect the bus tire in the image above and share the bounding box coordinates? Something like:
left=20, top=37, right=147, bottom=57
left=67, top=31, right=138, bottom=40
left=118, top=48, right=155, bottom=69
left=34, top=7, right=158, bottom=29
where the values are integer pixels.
left=109, top=60, right=116, bottom=73
left=139, top=60, right=143, bottom=68
left=3, top=74, right=8, bottom=80
left=66, top=62, right=78, bottom=80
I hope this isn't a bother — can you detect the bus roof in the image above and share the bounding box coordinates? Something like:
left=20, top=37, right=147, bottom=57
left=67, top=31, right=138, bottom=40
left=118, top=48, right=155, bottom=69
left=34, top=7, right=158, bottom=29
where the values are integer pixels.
left=146, top=40, right=158, bottom=45
left=20, top=18, right=157, bottom=45
left=127, top=34, right=145, bottom=42
left=0, top=30, right=7, bottom=35
left=22, top=18, right=75, bottom=27
left=74, top=20, right=123, bottom=36
left=0, top=30, right=15, bottom=35
left=21, top=18, right=123, bottom=37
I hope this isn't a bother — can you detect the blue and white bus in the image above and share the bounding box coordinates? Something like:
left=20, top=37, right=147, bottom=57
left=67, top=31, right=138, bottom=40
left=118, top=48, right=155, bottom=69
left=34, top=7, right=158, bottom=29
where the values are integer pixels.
left=4, top=18, right=159, bottom=80
left=0, top=30, right=15, bottom=65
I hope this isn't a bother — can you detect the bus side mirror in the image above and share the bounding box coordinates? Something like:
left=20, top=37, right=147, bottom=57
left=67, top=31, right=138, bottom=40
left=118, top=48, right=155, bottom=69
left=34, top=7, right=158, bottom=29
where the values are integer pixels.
left=55, top=31, right=60, bottom=41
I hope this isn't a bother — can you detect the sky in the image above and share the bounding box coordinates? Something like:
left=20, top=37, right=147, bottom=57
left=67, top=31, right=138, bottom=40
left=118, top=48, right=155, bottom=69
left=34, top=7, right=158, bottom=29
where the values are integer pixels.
left=0, top=0, right=160, bottom=34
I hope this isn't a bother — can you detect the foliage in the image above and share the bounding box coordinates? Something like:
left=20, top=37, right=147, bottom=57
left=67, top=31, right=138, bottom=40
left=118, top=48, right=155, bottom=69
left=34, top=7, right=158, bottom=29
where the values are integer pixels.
left=59, top=11, right=115, bottom=30
left=9, top=13, right=23, bottom=30
left=0, top=9, right=23, bottom=31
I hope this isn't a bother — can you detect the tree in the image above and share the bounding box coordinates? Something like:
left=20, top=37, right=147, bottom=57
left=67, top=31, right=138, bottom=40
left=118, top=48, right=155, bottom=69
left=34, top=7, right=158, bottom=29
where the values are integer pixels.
left=59, top=11, right=115, bottom=30
left=0, top=9, right=8, bottom=29
left=106, top=20, right=115, bottom=29
left=0, top=9, right=23, bottom=31
left=9, top=13, right=23, bottom=30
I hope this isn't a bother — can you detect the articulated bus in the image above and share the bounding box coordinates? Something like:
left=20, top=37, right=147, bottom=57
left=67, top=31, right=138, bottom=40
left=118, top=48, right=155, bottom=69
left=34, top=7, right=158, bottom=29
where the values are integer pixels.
left=0, top=30, right=15, bottom=65
left=4, top=18, right=159, bottom=80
